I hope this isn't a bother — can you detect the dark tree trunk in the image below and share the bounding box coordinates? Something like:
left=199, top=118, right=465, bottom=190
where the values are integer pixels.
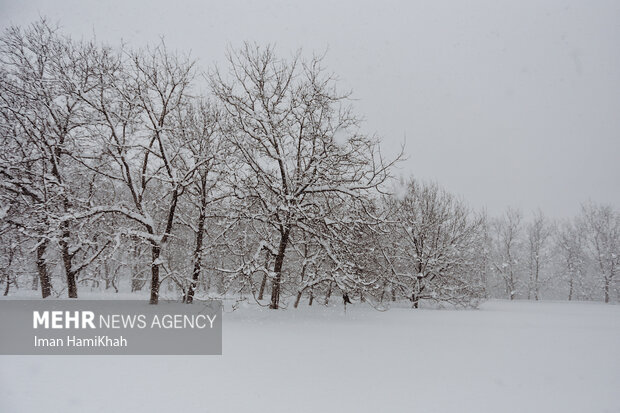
left=149, top=242, right=161, bottom=305
left=325, top=281, right=333, bottom=305
left=308, top=288, right=314, bottom=306
left=411, top=293, right=419, bottom=309
left=186, top=192, right=207, bottom=304
left=3, top=248, right=13, bottom=296
left=343, top=292, right=351, bottom=313
left=604, top=277, right=610, bottom=303
left=507, top=274, right=515, bottom=300
left=59, top=226, right=77, bottom=298
left=294, top=291, right=302, bottom=308
left=104, top=260, right=111, bottom=290
left=36, top=240, right=51, bottom=298
left=269, top=227, right=291, bottom=309
left=51, top=146, right=77, bottom=298
left=379, top=281, right=387, bottom=303
left=258, top=272, right=268, bottom=301
left=151, top=188, right=180, bottom=305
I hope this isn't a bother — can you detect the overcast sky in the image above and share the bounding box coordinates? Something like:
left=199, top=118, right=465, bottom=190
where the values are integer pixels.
left=1, top=0, right=618, bottom=218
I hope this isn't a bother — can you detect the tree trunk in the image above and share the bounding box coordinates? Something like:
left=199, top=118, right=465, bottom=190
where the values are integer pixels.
left=343, top=292, right=351, bottom=313
left=324, top=281, right=333, bottom=305
left=131, top=241, right=142, bottom=292
left=186, top=197, right=207, bottom=304
left=294, top=250, right=309, bottom=309
left=3, top=249, right=13, bottom=296
left=269, top=227, right=290, bottom=309
left=103, top=260, right=110, bottom=290
left=150, top=242, right=161, bottom=305
left=379, top=280, right=387, bottom=303
left=604, top=277, right=610, bottom=303
left=294, top=290, right=303, bottom=308
left=507, top=274, right=515, bottom=300
left=258, top=272, right=268, bottom=301
left=51, top=147, right=77, bottom=298
left=59, top=227, right=77, bottom=299
left=151, top=188, right=180, bottom=305
left=534, top=262, right=540, bottom=301
left=527, top=275, right=532, bottom=300
left=36, top=240, right=51, bottom=298
left=308, top=288, right=314, bottom=306
left=31, top=273, right=39, bottom=291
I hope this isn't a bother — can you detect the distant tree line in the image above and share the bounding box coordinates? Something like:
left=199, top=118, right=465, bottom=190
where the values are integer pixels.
left=486, top=204, right=619, bottom=303
left=0, top=20, right=618, bottom=308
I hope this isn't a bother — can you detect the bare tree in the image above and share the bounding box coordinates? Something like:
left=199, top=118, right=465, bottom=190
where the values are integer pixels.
left=382, top=179, right=485, bottom=308
left=581, top=203, right=619, bottom=303
left=172, top=100, right=231, bottom=303
left=210, top=44, right=399, bottom=308
left=76, top=40, right=200, bottom=304
left=0, top=20, right=109, bottom=298
left=491, top=208, right=523, bottom=300
left=526, top=210, right=553, bottom=300
left=555, top=218, right=589, bottom=301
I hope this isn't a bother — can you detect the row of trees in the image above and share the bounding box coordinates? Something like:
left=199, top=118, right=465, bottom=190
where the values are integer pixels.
left=487, top=204, right=619, bottom=303
left=0, top=20, right=618, bottom=308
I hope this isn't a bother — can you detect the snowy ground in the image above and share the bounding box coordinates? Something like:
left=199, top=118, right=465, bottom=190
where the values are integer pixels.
left=1, top=299, right=619, bottom=413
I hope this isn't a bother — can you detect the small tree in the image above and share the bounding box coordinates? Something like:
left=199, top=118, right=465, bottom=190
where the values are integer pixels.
left=555, top=218, right=589, bottom=300
left=382, top=179, right=485, bottom=308
left=491, top=208, right=523, bottom=300
left=526, top=210, right=553, bottom=300
left=581, top=203, right=619, bottom=303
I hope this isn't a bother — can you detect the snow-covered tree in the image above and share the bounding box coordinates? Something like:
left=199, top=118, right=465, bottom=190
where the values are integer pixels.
left=381, top=179, right=485, bottom=307
left=210, top=44, right=399, bottom=308
left=581, top=203, right=619, bottom=303
left=555, top=218, right=590, bottom=300
left=0, top=20, right=109, bottom=298
left=75, top=40, right=201, bottom=303
left=525, top=210, right=554, bottom=300
left=490, top=208, right=523, bottom=300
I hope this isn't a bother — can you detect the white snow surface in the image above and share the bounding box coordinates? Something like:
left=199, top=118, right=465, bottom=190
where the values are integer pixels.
left=1, top=300, right=619, bottom=412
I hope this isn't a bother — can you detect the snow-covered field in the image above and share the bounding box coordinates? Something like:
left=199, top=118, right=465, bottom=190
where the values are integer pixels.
left=1, top=300, right=619, bottom=413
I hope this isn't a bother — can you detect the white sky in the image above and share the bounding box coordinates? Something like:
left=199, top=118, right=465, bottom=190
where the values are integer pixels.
left=1, top=0, right=618, bottom=218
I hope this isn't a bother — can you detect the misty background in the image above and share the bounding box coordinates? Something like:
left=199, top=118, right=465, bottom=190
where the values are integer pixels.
left=1, top=0, right=618, bottom=217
